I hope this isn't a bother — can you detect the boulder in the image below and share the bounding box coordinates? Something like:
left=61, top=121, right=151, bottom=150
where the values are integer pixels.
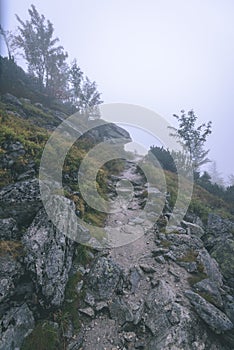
left=0, top=303, right=34, bottom=350
left=0, top=179, right=42, bottom=226
left=87, top=257, right=122, bottom=301
left=0, top=254, right=24, bottom=305
left=210, top=239, right=234, bottom=288
left=109, top=297, right=134, bottom=325
left=185, top=290, right=233, bottom=334
left=193, top=278, right=223, bottom=308
left=145, top=280, right=175, bottom=335
left=203, top=214, right=234, bottom=251
left=2, top=93, right=22, bottom=106
left=22, top=208, right=75, bottom=307
left=0, top=218, right=19, bottom=240
left=181, top=220, right=204, bottom=238
left=78, top=307, right=95, bottom=318
left=197, top=249, right=223, bottom=286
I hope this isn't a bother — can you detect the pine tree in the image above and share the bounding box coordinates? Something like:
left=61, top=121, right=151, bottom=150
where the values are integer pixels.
left=69, top=60, right=102, bottom=117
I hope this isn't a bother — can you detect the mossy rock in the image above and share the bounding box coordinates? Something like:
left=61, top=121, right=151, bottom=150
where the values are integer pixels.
left=211, top=239, right=234, bottom=287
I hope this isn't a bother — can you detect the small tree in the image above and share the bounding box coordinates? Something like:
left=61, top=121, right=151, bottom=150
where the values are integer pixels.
left=208, top=161, right=224, bottom=187
left=69, top=60, right=102, bottom=117
left=14, top=4, right=68, bottom=95
left=228, top=174, right=234, bottom=187
left=0, top=25, right=17, bottom=60
left=69, top=59, right=84, bottom=106
left=170, top=110, right=212, bottom=171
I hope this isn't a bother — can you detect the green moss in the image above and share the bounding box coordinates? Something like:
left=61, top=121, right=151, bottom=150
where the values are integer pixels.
left=160, top=240, right=172, bottom=248
left=197, top=291, right=216, bottom=305
left=21, top=321, right=59, bottom=350
left=188, top=272, right=208, bottom=286
left=74, top=244, right=94, bottom=266
left=61, top=269, right=84, bottom=331
left=186, top=258, right=207, bottom=286
left=177, top=249, right=198, bottom=263
left=65, top=270, right=83, bottom=300
left=83, top=211, right=106, bottom=227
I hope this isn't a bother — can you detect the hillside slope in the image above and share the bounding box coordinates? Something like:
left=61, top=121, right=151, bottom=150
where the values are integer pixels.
left=0, top=90, right=234, bottom=348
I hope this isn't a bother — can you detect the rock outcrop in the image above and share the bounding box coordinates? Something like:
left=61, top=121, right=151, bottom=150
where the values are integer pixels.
left=0, top=303, right=34, bottom=350
left=22, top=208, right=75, bottom=307
left=0, top=178, right=42, bottom=226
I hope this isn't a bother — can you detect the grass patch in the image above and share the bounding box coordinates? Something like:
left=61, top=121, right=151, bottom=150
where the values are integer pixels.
left=188, top=272, right=208, bottom=286
left=177, top=249, right=198, bottom=263
left=61, top=269, right=84, bottom=331
left=197, top=291, right=216, bottom=305
left=160, top=240, right=172, bottom=248
left=21, top=321, right=59, bottom=350
left=0, top=240, right=23, bottom=259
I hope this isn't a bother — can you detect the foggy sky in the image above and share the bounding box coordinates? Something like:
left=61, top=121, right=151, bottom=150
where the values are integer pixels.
left=1, top=0, right=234, bottom=180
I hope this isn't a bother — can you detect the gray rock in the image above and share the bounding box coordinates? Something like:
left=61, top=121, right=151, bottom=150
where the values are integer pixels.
left=185, top=290, right=233, bottom=334
left=139, top=264, right=156, bottom=273
left=225, top=302, right=234, bottom=324
left=42, top=194, right=92, bottom=245
left=145, top=280, right=175, bottom=335
left=0, top=255, right=24, bottom=303
left=210, top=239, right=234, bottom=288
left=76, top=280, right=84, bottom=293
left=197, top=249, right=223, bottom=286
left=165, top=225, right=187, bottom=234
left=2, top=93, right=22, bottom=106
left=78, top=307, right=95, bottom=318
left=0, top=303, right=34, bottom=350
left=129, top=266, right=142, bottom=293
left=109, top=297, right=134, bottom=325
left=87, top=257, right=122, bottom=301
left=20, top=98, right=31, bottom=104
left=154, top=255, right=166, bottom=264
left=177, top=261, right=198, bottom=273
left=95, top=301, right=108, bottom=311
left=67, top=331, right=84, bottom=350
left=193, top=278, right=223, bottom=308
left=34, top=102, right=43, bottom=108
left=133, top=301, right=145, bottom=325
left=121, top=331, right=136, bottom=342
left=0, top=179, right=42, bottom=226
left=151, top=247, right=169, bottom=257
left=207, top=214, right=234, bottom=236
left=22, top=208, right=75, bottom=307
left=84, top=292, right=95, bottom=307
left=128, top=217, right=145, bottom=224
left=165, top=233, right=204, bottom=256
left=181, top=220, right=204, bottom=238
left=17, top=169, right=36, bottom=181
left=0, top=218, right=19, bottom=240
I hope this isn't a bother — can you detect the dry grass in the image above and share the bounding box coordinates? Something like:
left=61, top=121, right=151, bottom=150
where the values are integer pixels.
left=0, top=240, right=23, bottom=258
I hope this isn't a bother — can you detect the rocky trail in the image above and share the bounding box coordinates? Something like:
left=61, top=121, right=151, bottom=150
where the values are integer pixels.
left=0, top=146, right=234, bottom=349
left=69, top=161, right=234, bottom=350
